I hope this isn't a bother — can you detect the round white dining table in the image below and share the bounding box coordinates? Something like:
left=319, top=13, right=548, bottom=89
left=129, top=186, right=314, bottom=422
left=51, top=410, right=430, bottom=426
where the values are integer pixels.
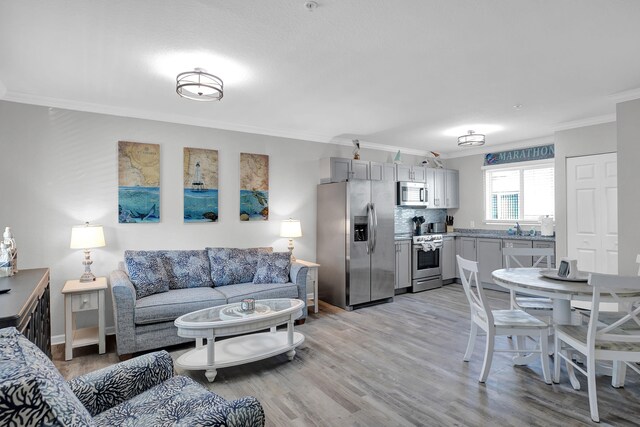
left=492, top=267, right=604, bottom=325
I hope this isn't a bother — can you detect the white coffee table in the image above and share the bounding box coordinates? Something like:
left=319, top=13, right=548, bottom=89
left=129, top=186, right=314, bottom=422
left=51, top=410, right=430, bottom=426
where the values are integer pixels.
left=174, top=298, right=305, bottom=382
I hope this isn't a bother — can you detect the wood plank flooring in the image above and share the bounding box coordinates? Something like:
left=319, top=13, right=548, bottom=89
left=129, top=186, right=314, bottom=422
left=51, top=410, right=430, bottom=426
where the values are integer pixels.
left=53, top=285, right=640, bottom=426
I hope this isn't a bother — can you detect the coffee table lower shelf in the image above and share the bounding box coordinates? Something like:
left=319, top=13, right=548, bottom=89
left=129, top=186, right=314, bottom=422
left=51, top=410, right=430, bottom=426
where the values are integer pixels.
left=175, top=331, right=305, bottom=382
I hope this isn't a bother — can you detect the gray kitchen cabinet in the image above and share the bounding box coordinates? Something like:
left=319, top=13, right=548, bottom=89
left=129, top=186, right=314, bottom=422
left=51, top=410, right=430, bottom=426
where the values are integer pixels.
left=459, top=237, right=477, bottom=262
left=319, top=157, right=369, bottom=182
left=444, top=169, right=459, bottom=208
left=432, top=169, right=446, bottom=208
left=503, top=239, right=533, bottom=267
left=395, top=240, right=411, bottom=289
left=395, top=164, right=426, bottom=182
left=442, top=236, right=456, bottom=282
left=370, top=162, right=396, bottom=182
left=533, top=241, right=556, bottom=268
left=477, top=238, right=503, bottom=289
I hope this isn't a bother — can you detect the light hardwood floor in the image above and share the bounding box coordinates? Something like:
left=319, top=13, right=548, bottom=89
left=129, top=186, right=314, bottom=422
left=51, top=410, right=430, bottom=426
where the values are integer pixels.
left=53, top=285, right=640, bottom=426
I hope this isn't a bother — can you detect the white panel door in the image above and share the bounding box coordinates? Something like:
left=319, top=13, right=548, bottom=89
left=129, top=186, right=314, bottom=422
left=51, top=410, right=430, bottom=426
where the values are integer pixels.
left=567, top=152, right=617, bottom=274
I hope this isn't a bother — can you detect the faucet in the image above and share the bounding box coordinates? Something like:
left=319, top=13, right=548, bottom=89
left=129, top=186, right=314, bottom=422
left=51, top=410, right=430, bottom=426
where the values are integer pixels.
left=515, top=222, right=522, bottom=236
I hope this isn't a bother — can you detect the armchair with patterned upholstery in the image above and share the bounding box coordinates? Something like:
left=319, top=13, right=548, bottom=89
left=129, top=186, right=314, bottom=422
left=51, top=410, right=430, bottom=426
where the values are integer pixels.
left=0, top=327, right=265, bottom=426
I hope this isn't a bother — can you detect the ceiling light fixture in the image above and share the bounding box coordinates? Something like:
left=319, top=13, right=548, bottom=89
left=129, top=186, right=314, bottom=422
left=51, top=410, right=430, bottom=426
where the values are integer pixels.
left=457, top=130, right=485, bottom=147
left=176, top=68, right=223, bottom=101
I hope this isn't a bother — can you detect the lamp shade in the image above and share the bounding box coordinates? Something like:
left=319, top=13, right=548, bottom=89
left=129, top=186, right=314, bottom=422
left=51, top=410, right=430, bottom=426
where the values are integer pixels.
left=70, top=223, right=106, bottom=249
left=280, top=219, right=302, bottom=238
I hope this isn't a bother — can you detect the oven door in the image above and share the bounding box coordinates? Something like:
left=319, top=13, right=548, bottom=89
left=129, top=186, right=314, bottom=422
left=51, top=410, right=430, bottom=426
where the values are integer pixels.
left=412, top=244, right=442, bottom=280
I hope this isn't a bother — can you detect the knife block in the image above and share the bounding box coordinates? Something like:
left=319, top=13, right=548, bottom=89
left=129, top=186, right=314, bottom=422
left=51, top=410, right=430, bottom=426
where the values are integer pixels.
left=446, top=225, right=454, bottom=233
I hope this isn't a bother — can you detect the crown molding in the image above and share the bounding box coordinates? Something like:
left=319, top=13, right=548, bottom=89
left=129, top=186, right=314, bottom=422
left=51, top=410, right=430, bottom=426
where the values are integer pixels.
left=441, top=135, right=554, bottom=159
left=552, top=113, right=616, bottom=132
left=1, top=91, right=337, bottom=143
left=608, top=87, right=640, bottom=103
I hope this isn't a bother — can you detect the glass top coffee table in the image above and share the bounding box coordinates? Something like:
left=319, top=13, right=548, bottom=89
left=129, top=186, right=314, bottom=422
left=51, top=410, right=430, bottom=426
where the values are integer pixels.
left=174, top=298, right=305, bottom=382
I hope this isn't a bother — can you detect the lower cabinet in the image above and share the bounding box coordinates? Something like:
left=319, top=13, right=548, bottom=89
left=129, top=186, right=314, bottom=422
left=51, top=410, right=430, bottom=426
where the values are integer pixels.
left=477, top=239, right=503, bottom=288
left=395, top=240, right=411, bottom=289
left=442, top=237, right=456, bottom=281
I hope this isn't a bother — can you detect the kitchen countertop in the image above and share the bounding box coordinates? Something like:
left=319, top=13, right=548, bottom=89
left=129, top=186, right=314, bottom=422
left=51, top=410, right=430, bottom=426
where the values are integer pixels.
left=394, top=229, right=555, bottom=242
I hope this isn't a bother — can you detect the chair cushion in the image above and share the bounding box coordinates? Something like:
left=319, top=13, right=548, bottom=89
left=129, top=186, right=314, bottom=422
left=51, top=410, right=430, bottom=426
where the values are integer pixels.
left=207, top=247, right=272, bottom=286
left=135, top=287, right=228, bottom=325
left=214, top=282, right=299, bottom=303
left=253, top=252, right=291, bottom=284
left=491, top=309, right=548, bottom=328
left=124, top=250, right=170, bottom=298
left=161, top=250, right=213, bottom=289
left=0, top=327, right=94, bottom=426
left=93, top=375, right=225, bottom=426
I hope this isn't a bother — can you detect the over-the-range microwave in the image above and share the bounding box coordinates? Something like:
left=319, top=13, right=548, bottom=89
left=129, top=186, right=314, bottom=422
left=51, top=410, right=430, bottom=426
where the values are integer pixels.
left=396, top=181, right=428, bottom=207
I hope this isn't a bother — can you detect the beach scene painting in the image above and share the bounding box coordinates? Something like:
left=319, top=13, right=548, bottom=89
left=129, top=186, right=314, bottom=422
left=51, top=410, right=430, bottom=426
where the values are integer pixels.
left=240, top=153, right=269, bottom=221
left=184, top=147, right=219, bottom=223
left=118, top=141, right=160, bottom=223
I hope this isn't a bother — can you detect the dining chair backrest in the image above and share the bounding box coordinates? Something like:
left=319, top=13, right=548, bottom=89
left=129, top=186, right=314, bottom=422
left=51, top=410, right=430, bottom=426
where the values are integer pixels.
left=457, top=255, right=493, bottom=327
left=503, top=247, right=553, bottom=269
left=587, top=273, right=640, bottom=347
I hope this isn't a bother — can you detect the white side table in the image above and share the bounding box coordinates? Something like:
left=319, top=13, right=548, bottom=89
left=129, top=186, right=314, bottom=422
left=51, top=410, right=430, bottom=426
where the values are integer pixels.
left=62, top=277, right=107, bottom=361
left=295, top=260, right=320, bottom=314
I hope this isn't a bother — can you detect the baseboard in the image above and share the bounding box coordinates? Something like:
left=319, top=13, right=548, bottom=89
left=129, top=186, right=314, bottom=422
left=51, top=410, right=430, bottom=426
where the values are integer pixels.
left=51, top=326, right=116, bottom=346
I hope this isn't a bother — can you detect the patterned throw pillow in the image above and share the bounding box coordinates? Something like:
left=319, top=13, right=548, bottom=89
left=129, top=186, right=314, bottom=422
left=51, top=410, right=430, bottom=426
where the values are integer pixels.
left=207, top=247, right=273, bottom=286
left=124, top=251, right=170, bottom=299
left=161, top=250, right=212, bottom=289
left=253, top=252, right=292, bottom=284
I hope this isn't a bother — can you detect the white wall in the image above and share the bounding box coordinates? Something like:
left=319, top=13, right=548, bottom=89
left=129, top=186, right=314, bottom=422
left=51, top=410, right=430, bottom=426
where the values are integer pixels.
left=442, top=154, right=489, bottom=230
left=0, top=100, right=421, bottom=338
left=554, top=122, right=617, bottom=260
left=617, top=98, right=640, bottom=275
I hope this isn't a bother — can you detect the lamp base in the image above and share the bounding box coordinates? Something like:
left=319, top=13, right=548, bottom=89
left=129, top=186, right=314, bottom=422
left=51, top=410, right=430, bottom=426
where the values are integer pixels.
left=288, top=240, right=296, bottom=262
left=79, top=272, right=97, bottom=282
left=79, top=249, right=96, bottom=282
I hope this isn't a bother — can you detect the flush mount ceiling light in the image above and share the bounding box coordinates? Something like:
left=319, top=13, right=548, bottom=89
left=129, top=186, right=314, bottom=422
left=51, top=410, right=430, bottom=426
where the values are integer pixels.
left=457, top=130, right=485, bottom=147
left=176, top=68, right=223, bottom=101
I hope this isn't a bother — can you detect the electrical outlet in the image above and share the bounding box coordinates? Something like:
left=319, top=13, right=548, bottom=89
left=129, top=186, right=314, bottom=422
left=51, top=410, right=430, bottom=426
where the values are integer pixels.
left=470, top=220, right=475, bottom=228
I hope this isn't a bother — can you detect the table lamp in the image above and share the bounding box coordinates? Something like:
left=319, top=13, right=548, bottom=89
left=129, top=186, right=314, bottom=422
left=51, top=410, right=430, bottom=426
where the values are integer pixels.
left=70, top=222, right=106, bottom=282
left=280, top=218, right=302, bottom=261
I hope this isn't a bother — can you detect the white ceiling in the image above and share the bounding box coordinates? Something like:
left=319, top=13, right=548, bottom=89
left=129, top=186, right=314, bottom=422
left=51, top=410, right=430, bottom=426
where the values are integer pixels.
left=2, top=0, right=640, bottom=156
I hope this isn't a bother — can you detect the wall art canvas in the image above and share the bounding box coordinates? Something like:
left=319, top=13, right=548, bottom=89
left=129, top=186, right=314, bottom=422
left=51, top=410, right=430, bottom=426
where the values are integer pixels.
left=118, top=141, right=160, bottom=223
left=239, top=153, right=269, bottom=221
left=184, top=147, right=219, bottom=222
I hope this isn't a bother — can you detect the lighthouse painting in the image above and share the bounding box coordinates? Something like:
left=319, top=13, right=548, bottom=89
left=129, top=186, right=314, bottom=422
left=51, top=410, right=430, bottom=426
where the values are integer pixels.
left=183, top=147, right=218, bottom=222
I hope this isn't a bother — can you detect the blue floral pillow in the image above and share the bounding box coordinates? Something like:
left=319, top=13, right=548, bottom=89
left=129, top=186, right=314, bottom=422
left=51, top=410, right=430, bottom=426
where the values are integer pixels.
left=207, top=247, right=272, bottom=286
left=161, top=250, right=213, bottom=289
left=253, top=252, right=291, bottom=284
left=124, top=251, right=170, bottom=299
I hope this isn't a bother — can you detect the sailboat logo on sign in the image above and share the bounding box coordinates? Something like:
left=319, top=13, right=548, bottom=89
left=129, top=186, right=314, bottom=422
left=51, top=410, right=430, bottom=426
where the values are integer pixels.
left=484, top=144, right=554, bottom=166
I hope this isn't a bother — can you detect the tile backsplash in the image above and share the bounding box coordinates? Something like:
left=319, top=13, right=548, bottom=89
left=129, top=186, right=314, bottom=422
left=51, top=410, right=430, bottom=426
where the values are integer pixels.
left=394, top=207, right=447, bottom=235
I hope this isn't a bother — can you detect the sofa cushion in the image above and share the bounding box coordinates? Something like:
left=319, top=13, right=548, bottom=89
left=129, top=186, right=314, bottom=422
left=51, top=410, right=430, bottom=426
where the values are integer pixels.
left=0, top=327, right=95, bottom=427
left=161, top=250, right=213, bottom=289
left=214, top=282, right=299, bottom=303
left=207, top=247, right=272, bottom=286
left=253, top=252, right=291, bottom=284
left=124, top=250, right=170, bottom=298
left=135, top=287, right=228, bottom=325
left=93, top=375, right=225, bottom=426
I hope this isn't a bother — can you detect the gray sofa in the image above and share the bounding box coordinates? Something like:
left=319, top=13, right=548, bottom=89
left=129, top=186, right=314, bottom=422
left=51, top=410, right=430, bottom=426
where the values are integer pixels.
left=110, top=248, right=308, bottom=358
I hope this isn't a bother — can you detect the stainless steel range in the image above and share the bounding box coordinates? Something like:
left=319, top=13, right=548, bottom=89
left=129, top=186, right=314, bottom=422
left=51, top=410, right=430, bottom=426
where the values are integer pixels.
left=411, top=234, right=443, bottom=292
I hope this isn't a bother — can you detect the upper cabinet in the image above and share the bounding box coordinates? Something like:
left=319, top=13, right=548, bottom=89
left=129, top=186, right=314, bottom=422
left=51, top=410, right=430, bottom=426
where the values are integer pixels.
left=425, top=168, right=459, bottom=209
left=396, top=164, right=426, bottom=182
left=320, top=157, right=395, bottom=183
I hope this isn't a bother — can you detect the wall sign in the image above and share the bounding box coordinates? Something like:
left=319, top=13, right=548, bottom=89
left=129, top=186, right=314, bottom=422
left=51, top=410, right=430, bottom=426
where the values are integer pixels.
left=484, top=144, right=554, bottom=166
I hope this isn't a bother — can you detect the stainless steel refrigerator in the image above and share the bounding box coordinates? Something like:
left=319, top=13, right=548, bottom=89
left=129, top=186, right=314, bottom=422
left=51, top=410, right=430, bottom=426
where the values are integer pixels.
left=317, top=180, right=395, bottom=310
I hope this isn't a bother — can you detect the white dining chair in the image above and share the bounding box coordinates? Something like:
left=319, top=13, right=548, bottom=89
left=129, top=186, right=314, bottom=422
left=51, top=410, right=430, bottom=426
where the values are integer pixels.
left=457, top=255, right=552, bottom=384
left=553, top=272, right=640, bottom=423
left=503, top=247, right=554, bottom=317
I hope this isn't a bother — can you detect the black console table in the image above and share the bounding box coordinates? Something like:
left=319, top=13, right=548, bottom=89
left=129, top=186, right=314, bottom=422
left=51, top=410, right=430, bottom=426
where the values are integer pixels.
left=0, top=268, right=51, bottom=358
